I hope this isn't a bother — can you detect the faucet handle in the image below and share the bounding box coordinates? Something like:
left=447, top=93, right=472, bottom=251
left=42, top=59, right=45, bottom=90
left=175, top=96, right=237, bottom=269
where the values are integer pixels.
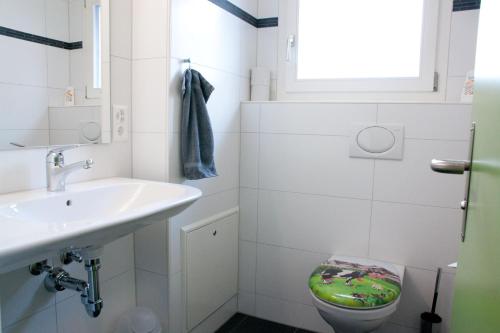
left=84, top=159, right=95, bottom=169
left=46, top=145, right=81, bottom=165
left=48, top=145, right=81, bottom=155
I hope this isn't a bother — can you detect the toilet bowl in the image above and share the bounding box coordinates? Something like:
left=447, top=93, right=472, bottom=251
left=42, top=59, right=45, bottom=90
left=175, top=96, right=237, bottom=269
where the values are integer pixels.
left=309, top=256, right=405, bottom=333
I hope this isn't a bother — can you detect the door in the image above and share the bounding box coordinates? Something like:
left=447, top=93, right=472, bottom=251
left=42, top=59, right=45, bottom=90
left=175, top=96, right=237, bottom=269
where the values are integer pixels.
left=451, top=1, right=500, bottom=332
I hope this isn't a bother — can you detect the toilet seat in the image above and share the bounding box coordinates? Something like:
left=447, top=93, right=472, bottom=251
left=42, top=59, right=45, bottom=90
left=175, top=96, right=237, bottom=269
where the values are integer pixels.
left=310, top=289, right=401, bottom=321
left=309, top=256, right=403, bottom=310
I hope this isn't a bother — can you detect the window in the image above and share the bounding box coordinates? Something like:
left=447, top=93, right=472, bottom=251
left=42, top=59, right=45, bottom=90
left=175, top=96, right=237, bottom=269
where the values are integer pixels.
left=281, top=0, right=440, bottom=92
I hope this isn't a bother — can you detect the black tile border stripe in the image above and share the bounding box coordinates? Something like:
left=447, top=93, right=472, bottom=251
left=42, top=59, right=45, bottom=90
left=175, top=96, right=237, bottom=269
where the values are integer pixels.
left=207, top=0, right=278, bottom=28
left=0, top=26, right=82, bottom=50
left=208, top=0, right=257, bottom=26
left=453, top=0, right=481, bottom=11
left=257, top=17, right=279, bottom=28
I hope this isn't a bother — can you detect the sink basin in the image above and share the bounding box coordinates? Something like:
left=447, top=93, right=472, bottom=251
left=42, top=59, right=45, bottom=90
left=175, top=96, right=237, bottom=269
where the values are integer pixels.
left=0, top=178, right=201, bottom=273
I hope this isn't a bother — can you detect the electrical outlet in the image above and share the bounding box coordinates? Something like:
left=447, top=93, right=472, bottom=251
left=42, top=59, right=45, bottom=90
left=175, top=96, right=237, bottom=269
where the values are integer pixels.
left=112, top=105, right=129, bottom=142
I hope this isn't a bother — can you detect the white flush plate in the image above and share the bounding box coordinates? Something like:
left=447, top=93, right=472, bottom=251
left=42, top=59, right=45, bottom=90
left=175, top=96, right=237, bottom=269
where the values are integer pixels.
left=349, top=123, right=405, bottom=160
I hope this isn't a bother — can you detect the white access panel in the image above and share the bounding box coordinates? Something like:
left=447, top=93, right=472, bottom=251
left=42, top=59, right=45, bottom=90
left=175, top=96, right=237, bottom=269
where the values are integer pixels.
left=183, top=209, right=239, bottom=330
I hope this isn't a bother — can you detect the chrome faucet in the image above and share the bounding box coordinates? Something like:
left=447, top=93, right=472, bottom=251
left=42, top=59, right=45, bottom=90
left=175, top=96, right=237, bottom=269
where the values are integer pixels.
left=46, top=146, right=94, bottom=192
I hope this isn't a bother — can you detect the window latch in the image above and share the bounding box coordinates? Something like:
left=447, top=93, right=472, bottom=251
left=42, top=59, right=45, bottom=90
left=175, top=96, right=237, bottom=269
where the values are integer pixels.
left=433, top=71, right=439, bottom=92
left=286, top=35, right=296, bottom=62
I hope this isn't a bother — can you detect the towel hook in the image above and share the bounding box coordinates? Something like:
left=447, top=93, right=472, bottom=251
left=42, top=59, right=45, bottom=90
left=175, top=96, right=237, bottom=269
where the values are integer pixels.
left=182, top=58, right=191, bottom=69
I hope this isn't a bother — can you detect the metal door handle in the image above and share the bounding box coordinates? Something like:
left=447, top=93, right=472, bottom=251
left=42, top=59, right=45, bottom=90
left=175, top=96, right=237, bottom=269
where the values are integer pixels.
left=430, top=123, right=476, bottom=242
left=430, top=159, right=471, bottom=174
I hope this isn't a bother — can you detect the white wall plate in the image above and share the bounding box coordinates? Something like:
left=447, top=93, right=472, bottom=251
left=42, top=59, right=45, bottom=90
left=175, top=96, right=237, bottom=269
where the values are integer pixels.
left=350, top=123, right=405, bottom=160
left=112, top=105, right=129, bottom=142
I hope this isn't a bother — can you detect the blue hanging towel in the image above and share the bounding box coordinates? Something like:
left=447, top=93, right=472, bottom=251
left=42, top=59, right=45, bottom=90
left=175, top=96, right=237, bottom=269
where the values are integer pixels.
left=181, top=69, right=218, bottom=180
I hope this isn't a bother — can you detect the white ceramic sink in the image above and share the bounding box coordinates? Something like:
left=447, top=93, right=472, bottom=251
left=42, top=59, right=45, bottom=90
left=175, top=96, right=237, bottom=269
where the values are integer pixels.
left=0, top=178, right=201, bottom=273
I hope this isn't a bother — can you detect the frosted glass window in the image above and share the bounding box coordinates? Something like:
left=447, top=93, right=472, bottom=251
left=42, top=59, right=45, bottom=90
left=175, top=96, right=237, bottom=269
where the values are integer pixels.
left=297, top=0, right=425, bottom=80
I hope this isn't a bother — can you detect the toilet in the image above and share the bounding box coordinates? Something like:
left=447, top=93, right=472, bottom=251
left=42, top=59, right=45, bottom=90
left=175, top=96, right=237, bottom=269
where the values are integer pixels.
left=309, top=256, right=405, bottom=333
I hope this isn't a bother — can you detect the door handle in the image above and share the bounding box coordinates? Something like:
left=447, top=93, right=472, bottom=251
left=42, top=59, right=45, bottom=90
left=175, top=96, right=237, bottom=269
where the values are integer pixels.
left=430, top=123, right=476, bottom=242
left=431, top=159, right=471, bottom=174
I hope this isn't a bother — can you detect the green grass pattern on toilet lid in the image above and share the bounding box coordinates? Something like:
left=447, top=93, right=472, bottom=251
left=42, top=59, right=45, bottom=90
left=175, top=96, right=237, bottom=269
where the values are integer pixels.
left=309, top=259, right=402, bottom=309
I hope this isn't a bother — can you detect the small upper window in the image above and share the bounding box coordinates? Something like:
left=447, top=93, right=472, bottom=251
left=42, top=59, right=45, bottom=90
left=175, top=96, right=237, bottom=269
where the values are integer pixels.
left=282, top=0, right=440, bottom=92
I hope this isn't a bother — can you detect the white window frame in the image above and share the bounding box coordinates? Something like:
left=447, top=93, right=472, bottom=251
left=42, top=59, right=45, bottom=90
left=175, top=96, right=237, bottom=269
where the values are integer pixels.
left=279, top=0, right=440, bottom=93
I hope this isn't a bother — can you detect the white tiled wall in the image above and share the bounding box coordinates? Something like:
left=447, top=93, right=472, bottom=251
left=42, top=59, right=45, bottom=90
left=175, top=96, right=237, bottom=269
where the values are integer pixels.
left=239, top=101, right=472, bottom=333
left=0, top=0, right=134, bottom=332
left=130, top=0, right=171, bottom=329
left=167, top=0, right=257, bottom=331
left=241, top=5, right=479, bottom=330
left=131, top=0, right=257, bottom=332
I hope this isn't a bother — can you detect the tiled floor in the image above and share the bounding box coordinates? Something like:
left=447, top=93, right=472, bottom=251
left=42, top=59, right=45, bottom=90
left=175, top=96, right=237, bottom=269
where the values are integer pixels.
left=216, top=313, right=316, bottom=333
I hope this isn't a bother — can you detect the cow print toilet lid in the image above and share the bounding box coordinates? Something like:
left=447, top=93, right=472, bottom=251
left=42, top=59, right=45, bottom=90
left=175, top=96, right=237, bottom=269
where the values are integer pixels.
left=309, top=258, right=402, bottom=309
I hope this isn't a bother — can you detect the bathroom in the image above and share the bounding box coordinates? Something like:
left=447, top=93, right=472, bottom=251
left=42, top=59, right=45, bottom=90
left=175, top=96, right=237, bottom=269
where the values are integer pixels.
left=0, top=0, right=497, bottom=332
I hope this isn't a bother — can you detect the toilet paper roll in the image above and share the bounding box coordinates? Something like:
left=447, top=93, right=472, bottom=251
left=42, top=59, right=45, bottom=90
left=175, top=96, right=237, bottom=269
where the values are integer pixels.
left=251, top=67, right=271, bottom=86
left=251, top=84, right=270, bottom=101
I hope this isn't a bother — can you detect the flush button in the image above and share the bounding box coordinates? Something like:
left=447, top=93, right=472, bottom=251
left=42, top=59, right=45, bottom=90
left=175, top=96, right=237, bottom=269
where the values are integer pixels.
left=349, top=123, right=405, bottom=160
left=357, top=126, right=395, bottom=153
